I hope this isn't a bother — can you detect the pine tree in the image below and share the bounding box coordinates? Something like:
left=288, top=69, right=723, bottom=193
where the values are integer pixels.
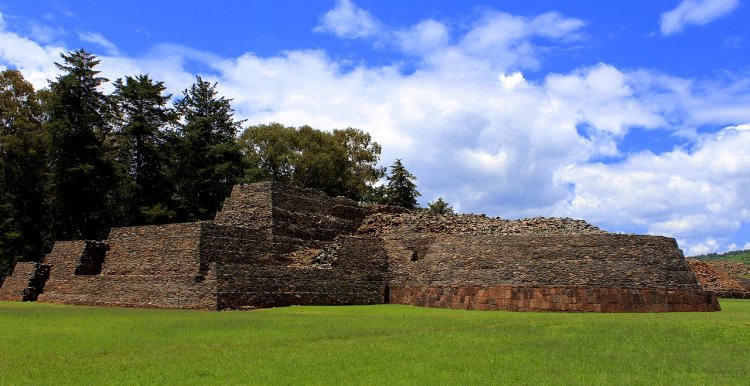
left=427, top=197, right=454, bottom=215
left=112, top=74, right=176, bottom=224
left=384, top=159, right=420, bottom=209
left=44, top=49, right=115, bottom=240
left=173, top=76, right=243, bottom=220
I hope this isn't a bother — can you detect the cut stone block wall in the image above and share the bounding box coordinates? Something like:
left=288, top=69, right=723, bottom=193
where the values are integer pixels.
left=37, top=223, right=217, bottom=310
left=383, top=232, right=719, bottom=312
left=390, top=286, right=720, bottom=312
left=0, top=262, right=39, bottom=301
left=269, top=186, right=368, bottom=242
left=203, top=220, right=387, bottom=309
left=385, top=234, right=702, bottom=289
left=214, top=182, right=273, bottom=231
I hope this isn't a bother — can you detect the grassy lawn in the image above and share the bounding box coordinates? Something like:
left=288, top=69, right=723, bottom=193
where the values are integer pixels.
left=693, top=250, right=750, bottom=266
left=1, top=300, right=749, bottom=385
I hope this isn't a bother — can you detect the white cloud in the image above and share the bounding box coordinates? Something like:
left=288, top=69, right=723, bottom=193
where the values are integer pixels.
left=394, top=19, right=450, bottom=55
left=687, top=238, right=720, bottom=256
left=545, top=64, right=666, bottom=138
left=499, top=72, right=525, bottom=90
left=313, top=0, right=380, bottom=39
left=78, top=31, right=121, bottom=56
left=314, top=5, right=585, bottom=72
left=457, top=11, right=585, bottom=70
left=0, top=13, right=64, bottom=88
left=660, top=0, right=739, bottom=36
left=555, top=124, right=750, bottom=253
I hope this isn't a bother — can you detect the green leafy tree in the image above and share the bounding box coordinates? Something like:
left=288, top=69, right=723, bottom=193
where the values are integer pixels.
left=332, top=128, right=385, bottom=201
left=173, top=76, right=243, bottom=221
left=384, top=159, right=420, bottom=209
left=239, top=124, right=384, bottom=201
left=427, top=197, right=454, bottom=215
left=112, top=74, right=176, bottom=224
left=240, top=122, right=300, bottom=183
left=0, top=70, right=49, bottom=278
left=44, top=49, right=116, bottom=241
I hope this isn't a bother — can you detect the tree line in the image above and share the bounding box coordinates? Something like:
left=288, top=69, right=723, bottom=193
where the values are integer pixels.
left=0, top=49, right=443, bottom=279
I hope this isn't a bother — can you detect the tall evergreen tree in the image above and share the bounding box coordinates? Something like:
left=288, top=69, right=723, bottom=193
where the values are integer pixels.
left=44, top=49, right=115, bottom=240
left=112, top=74, right=176, bottom=224
left=0, top=70, right=48, bottom=278
left=173, top=76, right=243, bottom=220
left=384, top=159, right=420, bottom=209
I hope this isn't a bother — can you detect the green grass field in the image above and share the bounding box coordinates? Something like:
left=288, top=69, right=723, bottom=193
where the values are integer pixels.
left=2, top=300, right=749, bottom=385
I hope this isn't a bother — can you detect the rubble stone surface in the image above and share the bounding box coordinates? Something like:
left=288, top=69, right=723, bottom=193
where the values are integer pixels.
left=687, top=259, right=750, bottom=299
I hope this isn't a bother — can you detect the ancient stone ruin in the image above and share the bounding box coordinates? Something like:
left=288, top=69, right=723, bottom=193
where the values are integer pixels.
left=0, top=182, right=720, bottom=312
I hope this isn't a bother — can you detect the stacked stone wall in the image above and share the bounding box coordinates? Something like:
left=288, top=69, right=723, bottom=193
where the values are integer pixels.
left=203, top=182, right=384, bottom=310
left=0, top=262, right=39, bottom=301
left=38, top=223, right=217, bottom=310
left=390, top=286, right=719, bottom=312
left=203, top=219, right=387, bottom=309
left=214, top=182, right=273, bottom=231
left=384, top=233, right=719, bottom=311
left=386, top=234, right=701, bottom=289
left=269, top=184, right=368, bottom=242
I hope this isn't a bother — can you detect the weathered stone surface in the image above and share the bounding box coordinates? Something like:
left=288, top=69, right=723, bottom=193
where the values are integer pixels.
left=688, top=259, right=750, bottom=299
left=37, top=224, right=217, bottom=310
left=0, top=181, right=720, bottom=312
left=389, top=286, right=720, bottom=312
left=384, top=234, right=701, bottom=289
left=0, top=262, right=40, bottom=301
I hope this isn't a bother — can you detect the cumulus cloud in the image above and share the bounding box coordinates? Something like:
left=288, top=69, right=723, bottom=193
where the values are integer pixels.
left=393, top=19, right=451, bottom=55
left=1, top=3, right=750, bottom=254
left=456, top=11, right=585, bottom=70
left=555, top=124, right=750, bottom=255
left=660, top=0, right=739, bottom=36
left=313, top=0, right=381, bottom=39
left=315, top=4, right=586, bottom=72
left=0, top=13, right=64, bottom=88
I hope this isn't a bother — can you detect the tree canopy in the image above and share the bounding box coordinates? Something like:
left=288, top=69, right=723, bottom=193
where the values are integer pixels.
left=239, top=124, right=384, bottom=202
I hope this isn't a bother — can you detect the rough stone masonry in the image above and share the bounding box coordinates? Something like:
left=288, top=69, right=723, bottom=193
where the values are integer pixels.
left=0, top=181, right=720, bottom=312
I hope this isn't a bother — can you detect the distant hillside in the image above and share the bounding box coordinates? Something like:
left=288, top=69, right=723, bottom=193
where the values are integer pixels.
left=691, top=249, right=750, bottom=265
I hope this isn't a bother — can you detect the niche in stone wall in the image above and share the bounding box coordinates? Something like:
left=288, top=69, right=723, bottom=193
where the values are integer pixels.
left=22, top=263, right=51, bottom=301
left=74, top=241, right=109, bottom=275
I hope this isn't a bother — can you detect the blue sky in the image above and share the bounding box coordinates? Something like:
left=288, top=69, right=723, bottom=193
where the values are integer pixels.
left=1, top=0, right=749, bottom=255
